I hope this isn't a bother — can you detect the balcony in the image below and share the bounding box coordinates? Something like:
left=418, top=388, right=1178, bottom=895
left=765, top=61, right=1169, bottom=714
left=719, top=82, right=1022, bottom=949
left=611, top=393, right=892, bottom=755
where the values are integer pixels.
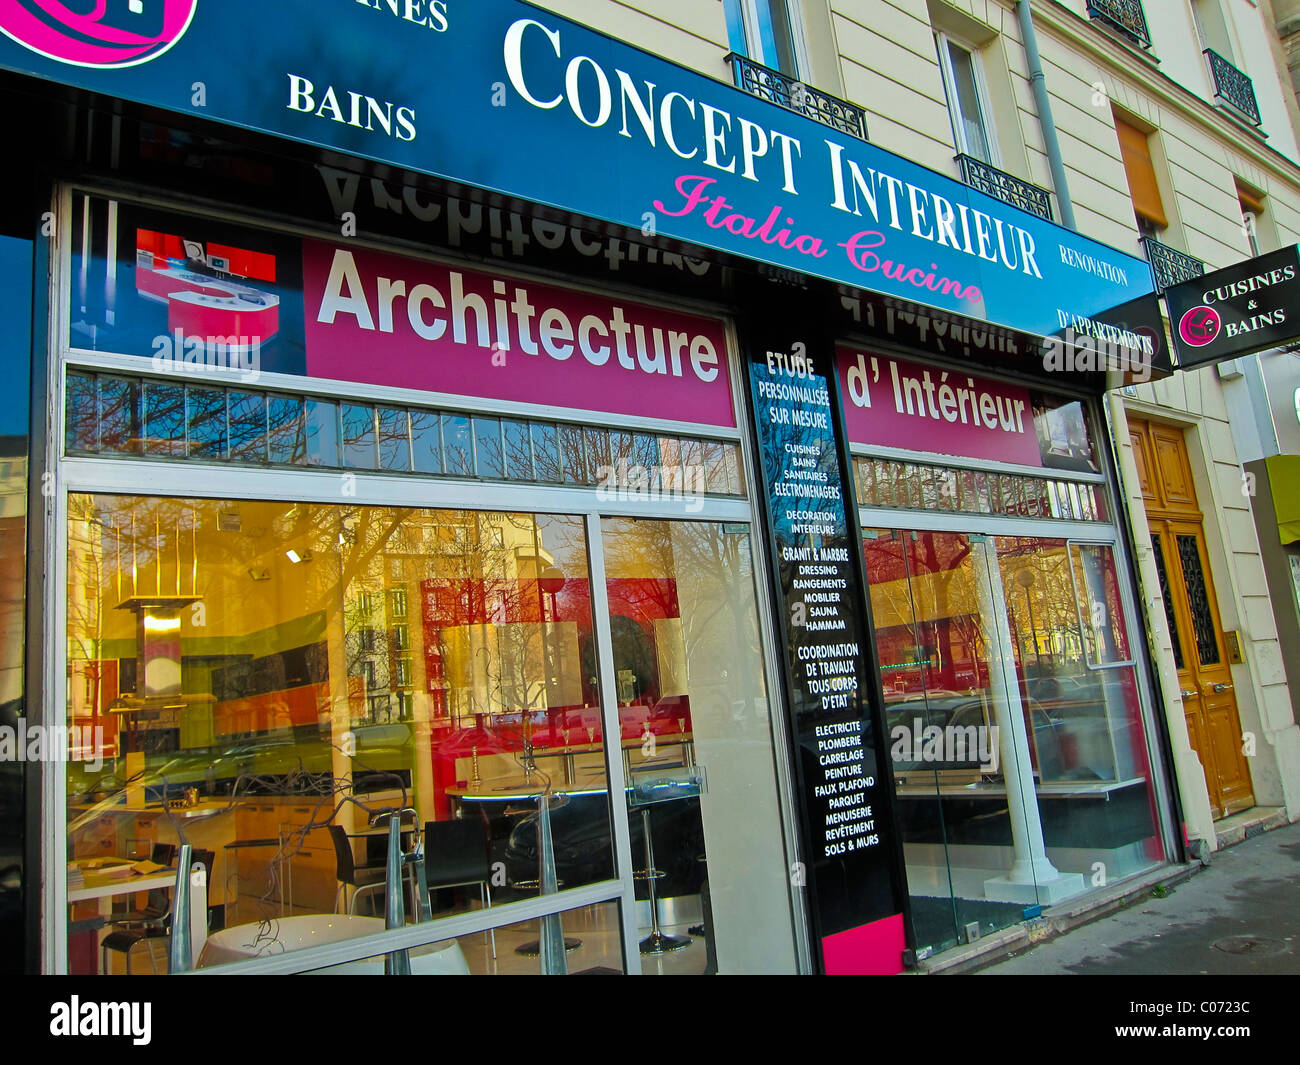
left=1086, top=0, right=1152, bottom=49
left=1204, top=49, right=1261, bottom=126
left=726, top=53, right=867, bottom=140
left=1141, top=235, right=1204, bottom=293
left=956, top=155, right=1054, bottom=222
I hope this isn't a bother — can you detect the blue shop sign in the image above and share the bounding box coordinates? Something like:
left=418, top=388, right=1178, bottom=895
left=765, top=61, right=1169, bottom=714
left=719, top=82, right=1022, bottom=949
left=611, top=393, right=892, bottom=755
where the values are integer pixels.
left=0, top=0, right=1152, bottom=338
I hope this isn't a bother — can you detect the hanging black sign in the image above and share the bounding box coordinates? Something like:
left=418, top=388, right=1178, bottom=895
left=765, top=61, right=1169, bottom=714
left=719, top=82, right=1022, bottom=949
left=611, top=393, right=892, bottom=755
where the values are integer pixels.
left=744, top=320, right=907, bottom=975
left=1166, top=245, right=1300, bottom=369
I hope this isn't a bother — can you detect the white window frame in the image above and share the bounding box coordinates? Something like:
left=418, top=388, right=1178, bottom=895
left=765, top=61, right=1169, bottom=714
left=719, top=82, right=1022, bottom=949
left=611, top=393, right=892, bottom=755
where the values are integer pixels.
left=936, top=33, right=1001, bottom=167
left=731, top=0, right=811, bottom=77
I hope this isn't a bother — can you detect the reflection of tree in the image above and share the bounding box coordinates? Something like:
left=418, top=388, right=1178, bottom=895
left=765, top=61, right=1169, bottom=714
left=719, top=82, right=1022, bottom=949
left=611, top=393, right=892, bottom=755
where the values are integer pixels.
left=595, top=518, right=758, bottom=714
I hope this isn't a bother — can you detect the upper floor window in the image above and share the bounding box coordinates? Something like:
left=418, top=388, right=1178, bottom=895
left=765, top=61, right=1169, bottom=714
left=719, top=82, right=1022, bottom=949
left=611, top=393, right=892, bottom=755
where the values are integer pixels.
left=937, top=35, right=996, bottom=164
left=1192, top=0, right=1236, bottom=62
left=1114, top=114, right=1169, bottom=235
left=1236, top=180, right=1268, bottom=255
left=725, top=0, right=802, bottom=76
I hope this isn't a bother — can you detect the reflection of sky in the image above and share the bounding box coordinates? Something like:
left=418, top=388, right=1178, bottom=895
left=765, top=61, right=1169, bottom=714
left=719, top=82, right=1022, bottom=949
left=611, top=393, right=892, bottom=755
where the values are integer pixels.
left=0, top=236, right=32, bottom=438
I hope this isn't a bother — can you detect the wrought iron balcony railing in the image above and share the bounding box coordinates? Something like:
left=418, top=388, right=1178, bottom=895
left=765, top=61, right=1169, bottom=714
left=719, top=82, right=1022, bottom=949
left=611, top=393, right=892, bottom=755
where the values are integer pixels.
left=726, top=53, right=868, bottom=140
left=1204, top=49, right=1261, bottom=125
left=1086, top=0, right=1152, bottom=49
left=1141, top=235, right=1204, bottom=292
left=955, top=154, right=1054, bottom=222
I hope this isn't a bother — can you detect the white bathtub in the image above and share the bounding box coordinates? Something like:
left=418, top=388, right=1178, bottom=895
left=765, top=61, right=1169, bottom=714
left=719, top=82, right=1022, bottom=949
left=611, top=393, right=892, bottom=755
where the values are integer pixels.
left=198, top=914, right=470, bottom=974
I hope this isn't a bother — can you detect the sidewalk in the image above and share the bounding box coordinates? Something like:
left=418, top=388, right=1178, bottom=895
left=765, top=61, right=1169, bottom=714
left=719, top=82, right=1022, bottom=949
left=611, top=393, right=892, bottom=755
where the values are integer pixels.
left=979, top=819, right=1300, bottom=975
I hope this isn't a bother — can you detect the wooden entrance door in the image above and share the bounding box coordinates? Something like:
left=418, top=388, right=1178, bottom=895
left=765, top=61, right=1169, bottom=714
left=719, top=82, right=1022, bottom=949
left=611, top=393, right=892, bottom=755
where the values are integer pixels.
left=1129, top=419, right=1254, bottom=818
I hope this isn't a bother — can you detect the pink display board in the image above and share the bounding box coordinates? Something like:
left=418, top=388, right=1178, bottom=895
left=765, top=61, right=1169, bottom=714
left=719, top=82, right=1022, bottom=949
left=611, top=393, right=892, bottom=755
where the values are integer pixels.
left=837, top=345, right=1041, bottom=466
left=302, top=240, right=735, bottom=428
left=822, top=912, right=906, bottom=975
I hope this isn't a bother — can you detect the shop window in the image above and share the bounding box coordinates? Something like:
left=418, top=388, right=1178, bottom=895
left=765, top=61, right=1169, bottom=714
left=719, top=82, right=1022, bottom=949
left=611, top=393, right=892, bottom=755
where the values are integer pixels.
left=937, top=35, right=996, bottom=165
left=66, top=498, right=621, bottom=973
left=863, top=529, right=1165, bottom=956
left=724, top=0, right=802, bottom=76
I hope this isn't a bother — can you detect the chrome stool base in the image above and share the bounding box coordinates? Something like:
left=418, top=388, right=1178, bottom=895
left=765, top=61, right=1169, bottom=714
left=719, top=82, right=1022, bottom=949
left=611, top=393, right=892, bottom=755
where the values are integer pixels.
left=639, top=930, right=691, bottom=954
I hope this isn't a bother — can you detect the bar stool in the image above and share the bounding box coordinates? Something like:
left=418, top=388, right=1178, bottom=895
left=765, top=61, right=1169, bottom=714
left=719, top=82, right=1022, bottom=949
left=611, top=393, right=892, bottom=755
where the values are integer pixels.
left=634, top=805, right=689, bottom=954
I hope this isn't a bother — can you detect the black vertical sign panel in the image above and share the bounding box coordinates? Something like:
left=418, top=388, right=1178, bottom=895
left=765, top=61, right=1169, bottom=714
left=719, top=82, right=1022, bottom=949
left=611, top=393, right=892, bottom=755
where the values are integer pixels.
left=740, top=309, right=907, bottom=974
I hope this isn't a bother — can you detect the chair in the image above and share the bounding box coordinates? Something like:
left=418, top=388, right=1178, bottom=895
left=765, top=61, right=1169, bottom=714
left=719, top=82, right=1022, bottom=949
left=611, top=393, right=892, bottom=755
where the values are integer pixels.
left=423, top=819, right=496, bottom=958
left=105, top=843, right=180, bottom=929
left=328, top=824, right=387, bottom=915
left=101, top=848, right=214, bottom=975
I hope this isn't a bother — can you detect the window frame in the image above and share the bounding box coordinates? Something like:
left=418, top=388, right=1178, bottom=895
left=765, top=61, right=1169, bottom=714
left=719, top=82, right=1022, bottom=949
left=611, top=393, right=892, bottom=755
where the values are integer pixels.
left=725, top=0, right=809, bottom=78
left=935, top=33, right=1000, bottom=167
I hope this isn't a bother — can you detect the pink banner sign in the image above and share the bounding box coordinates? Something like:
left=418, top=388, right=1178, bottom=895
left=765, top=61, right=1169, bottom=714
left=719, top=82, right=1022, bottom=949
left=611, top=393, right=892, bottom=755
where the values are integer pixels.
left=836, top=346, right=1041, bottom=466
left=302, top=240, right=735, bottom=427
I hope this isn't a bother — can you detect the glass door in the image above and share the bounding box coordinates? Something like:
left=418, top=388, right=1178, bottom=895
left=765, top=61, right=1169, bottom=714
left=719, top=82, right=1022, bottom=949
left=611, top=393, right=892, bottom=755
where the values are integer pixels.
left=863, top=528, right=1035, bottom=956
left=599, top=517, right=797, bottom=974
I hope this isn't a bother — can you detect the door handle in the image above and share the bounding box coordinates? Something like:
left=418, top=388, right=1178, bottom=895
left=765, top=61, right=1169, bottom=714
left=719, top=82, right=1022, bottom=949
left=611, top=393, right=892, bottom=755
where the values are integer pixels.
left=1211, top=683, right=1233, bottom=694
left=1180, top=689, right=1196, bottom=698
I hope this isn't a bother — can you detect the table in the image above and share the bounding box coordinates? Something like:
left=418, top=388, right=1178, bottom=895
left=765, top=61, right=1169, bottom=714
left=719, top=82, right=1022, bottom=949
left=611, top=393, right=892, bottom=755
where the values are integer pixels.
left=69, top=865, right=209, bottom=972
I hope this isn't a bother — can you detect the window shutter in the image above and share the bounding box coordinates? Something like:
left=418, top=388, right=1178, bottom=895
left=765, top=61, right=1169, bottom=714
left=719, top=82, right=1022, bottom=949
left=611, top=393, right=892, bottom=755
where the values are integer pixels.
left=1235, top=179, right=1266, bottom=217
left=1115, top=118, right=1169, bottom=229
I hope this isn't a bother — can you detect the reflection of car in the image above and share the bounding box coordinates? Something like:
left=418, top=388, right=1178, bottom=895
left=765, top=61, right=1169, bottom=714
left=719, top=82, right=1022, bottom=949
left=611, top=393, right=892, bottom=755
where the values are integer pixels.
left=1024, top=674, right=1120, bottom=781
left=70, top=722, right=416, bottom=805
left=884, top=695, right=997, bottom=774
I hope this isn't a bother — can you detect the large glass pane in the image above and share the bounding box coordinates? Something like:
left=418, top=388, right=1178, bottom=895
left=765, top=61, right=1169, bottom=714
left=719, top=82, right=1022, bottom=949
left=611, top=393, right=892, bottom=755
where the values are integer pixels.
left=142, top=381, right=186, bottom=458
left=993, top=537, right=1162, bottom=890
left=303, top=400, right=340, bottom=468
left=865, top=529, right=1031, bottom=954
left=227, top=391, right=266, bottom=462
left=267, top=396, right=305, bottom=464
left=473, top=416, right=504, bottom=479
left=0, top=232, right=31, bottom=973
left=409, top=411, right=443, bottom=475
left=341, top=404, right=377, bottom=468
left=601, top=518, right=796, bottom=974
left=99, top=377, right=142, bottom=455
left=186, top=387, right=227, bottom=460
left=66, top=372, right=98, bottom=453
left=66, top=497, right=616, bottom=973
left=863, top=528, right=962, bottom=956
left=377, top=408, right=410, bottom=472
left=441, top=414, right=472, bottom=476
